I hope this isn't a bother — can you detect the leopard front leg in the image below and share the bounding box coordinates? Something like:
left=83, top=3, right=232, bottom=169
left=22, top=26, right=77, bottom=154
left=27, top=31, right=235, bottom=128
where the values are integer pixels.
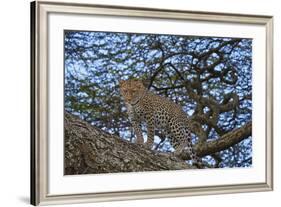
left=144, top=117, right=155, bottom=149
left=131, top=119, right=144, bottom=144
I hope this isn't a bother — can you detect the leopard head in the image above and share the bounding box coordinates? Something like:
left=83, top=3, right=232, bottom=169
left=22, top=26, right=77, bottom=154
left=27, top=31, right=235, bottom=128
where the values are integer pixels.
left=119, top=79, right=147, bottom=104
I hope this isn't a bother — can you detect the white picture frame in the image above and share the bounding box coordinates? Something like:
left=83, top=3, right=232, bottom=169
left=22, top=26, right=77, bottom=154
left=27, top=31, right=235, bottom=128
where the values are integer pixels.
left=31, top=0, right=273, bottom=205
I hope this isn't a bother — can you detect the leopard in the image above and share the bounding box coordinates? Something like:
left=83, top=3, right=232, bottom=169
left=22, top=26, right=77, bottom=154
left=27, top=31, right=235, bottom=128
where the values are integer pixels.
left=119, top=79, right=202, bottom=168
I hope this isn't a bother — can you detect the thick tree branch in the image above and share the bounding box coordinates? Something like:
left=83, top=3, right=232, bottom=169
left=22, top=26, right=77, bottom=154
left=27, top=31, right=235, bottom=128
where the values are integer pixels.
left=179, top=121, right=252, bottom=160
left=65, top=112, right=251, bottom=174
left=198, top=122, right=251, bottom=155
left=65, top=112, right=194, bottom=175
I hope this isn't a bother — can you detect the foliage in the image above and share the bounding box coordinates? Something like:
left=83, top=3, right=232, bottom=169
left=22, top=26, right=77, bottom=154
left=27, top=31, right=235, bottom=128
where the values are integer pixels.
left=64, top=31, right=252, bottom=168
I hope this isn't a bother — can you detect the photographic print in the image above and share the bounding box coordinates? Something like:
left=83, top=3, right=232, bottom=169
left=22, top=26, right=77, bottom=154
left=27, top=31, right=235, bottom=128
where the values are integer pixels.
left=31, top=2, right=273, bottom=205
left=64, top=31, right=252, bottom=175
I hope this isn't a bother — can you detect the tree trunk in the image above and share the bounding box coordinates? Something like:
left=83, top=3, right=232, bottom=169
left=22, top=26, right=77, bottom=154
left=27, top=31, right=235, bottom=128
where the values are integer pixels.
left=64, top=112, right=251, bottom=175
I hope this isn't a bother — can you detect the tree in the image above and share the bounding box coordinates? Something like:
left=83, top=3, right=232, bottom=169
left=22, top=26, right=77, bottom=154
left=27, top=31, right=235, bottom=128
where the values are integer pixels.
left=64, top=31, right=252, bottom=173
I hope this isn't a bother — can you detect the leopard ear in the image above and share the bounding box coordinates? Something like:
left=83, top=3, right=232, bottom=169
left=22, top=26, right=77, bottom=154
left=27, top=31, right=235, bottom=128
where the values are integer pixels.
left=131, top=79, right=144, bottom=88
left=119, top=80, right=125, bottom=86
left=141, top=79, right=151, bottom=89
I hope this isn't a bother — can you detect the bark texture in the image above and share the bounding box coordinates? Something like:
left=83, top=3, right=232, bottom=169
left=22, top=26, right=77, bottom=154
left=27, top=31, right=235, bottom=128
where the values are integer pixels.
left=64, top=112, right=251, bottom=175
left=65, top=112, right=194, bottom=175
